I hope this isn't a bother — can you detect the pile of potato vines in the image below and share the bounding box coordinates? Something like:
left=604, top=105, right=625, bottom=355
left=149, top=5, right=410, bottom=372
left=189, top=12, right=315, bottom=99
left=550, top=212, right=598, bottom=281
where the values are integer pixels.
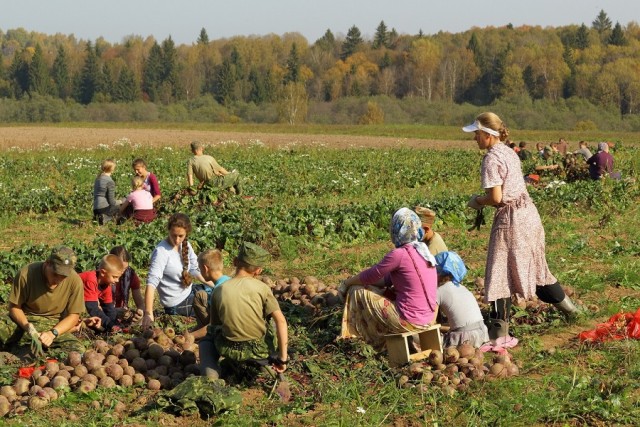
left=0, top=327, right=198, bottom=417
left=397, top=343, right=520, bottom=396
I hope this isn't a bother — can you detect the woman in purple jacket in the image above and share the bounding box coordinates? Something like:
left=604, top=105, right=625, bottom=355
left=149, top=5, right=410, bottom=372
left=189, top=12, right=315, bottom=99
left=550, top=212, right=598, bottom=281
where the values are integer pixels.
left=339, top=207, right=438, bottom=350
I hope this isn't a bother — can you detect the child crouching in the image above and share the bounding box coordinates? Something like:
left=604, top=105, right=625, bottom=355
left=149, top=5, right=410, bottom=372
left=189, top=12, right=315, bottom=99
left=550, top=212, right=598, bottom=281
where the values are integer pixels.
left=435, top=251, right=489, bottom=348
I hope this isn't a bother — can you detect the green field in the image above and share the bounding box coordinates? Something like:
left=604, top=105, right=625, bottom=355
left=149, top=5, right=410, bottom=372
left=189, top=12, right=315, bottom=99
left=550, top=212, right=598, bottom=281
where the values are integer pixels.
left=0, top=126, right=639, bottom=426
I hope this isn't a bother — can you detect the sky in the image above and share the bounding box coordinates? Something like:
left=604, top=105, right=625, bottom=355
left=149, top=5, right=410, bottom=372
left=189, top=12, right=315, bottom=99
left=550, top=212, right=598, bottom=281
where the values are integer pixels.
left=1, top=0, right=639, bottom=45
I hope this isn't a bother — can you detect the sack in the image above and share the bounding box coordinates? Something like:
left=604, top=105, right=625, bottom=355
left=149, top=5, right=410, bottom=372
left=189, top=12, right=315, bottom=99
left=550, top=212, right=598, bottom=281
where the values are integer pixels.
left=578, top=308, right=640, bottom=342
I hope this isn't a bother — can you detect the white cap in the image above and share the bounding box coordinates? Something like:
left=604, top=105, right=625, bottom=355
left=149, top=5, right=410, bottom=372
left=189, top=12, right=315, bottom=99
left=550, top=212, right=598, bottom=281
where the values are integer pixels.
left=462, top=120, right=500, bottom=137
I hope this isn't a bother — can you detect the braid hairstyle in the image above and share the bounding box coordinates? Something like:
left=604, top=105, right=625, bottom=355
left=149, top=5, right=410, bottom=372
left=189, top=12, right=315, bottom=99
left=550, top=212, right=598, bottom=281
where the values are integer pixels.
left=167, top=213, right=194, bottom=288
left=181, top=237, right=193, bottom=288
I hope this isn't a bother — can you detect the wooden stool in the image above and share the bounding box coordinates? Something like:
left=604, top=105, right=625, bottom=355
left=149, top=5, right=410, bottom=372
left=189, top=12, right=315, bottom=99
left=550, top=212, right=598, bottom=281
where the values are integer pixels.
left=385, top=324, right=442, bottom=367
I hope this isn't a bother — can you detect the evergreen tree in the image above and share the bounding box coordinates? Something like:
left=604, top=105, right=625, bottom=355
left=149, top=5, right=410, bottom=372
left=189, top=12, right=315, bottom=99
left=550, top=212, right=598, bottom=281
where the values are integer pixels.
left=9, top=49, right=30, bottom=98
left=162, top=36, right=182, bottom=100
left=28, top=44, right=53, bottom=96
left=230, top=46, right=245, bottom=80
left=52, top=45, right=71, bottom=99
left=284, top=43, right=300, bottom=84
left=197, top=28, right=209, bottom=45
left=575, top=24, right=590, bottom=49
left=248, top=67, right=266, bottom=104
left=315, top=29, right=336, bottom=52
left=592, top=9, right=612, bottom=34
left=388, top=28, right=398, bottom=48
left=417, top=29, right=424, bottom=38
left=98, top=62, right=115, bottom=100
left=77, top=41, right=100, bottom=104
left=608, top=22, right=626, bottom=46
left=214, top=57, right=236, bottom=105
left=372, top=21, right=388, bottom=49
left=341, top=25, right=363, bottom=59
left=113, top=66, right=139, bottom=102
left=380, top=52, right=391, bottom=69
left=142, top=42, right=163, bottom=101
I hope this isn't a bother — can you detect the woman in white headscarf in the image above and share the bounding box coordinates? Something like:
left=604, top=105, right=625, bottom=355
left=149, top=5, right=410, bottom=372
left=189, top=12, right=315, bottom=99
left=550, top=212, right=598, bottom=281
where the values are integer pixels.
left=339, top=207, right=438, bottom=349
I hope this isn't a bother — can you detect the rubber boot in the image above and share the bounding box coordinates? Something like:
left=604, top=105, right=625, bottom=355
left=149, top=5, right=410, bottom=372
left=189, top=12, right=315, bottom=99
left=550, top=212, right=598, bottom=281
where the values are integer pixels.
left=553, top=296, right=580, bottom=319
left=487, top=319, right=509, bottom=342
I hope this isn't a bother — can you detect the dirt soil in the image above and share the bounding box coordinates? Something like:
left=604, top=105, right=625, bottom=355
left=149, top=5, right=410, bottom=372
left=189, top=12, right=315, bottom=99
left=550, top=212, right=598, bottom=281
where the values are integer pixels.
left=0, top=126, right=471, bottom=151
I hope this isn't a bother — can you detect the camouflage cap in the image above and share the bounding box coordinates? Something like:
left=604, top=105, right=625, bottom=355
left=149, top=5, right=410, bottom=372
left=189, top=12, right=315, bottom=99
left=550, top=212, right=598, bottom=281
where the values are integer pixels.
left=414, top=206, right=436, bottom=226
left=47, top=246, right=77, bottom=276
left=237, top=242, right=270, bottom=268
left=190, top=140, right=204, bottom=151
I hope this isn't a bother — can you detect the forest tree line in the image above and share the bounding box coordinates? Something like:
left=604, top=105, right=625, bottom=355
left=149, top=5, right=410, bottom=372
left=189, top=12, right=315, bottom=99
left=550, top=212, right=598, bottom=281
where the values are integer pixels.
left=0, top=10, right=639, bottom=129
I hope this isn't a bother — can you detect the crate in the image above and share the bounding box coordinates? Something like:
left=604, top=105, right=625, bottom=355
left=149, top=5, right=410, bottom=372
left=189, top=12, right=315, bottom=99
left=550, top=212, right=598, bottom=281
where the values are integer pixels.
left=385, top=324, right=442, bottom=367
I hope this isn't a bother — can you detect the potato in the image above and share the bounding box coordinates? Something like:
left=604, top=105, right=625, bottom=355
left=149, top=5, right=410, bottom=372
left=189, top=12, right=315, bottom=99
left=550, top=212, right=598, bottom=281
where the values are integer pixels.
left=36, top=376, right=50, bottom=388
left=105, top=355, right=119, bottom=365
left=147, top=343, right=164, bottom=360
left=0, top=386, right=17, bottom=402
left=73, top=365, right=88, bottom=378
left=0, top=396, right=10, bottom=417
left=108, top=344, right=125, bottom=358
left=51, top=376, right=69, bottom=391
left=123, top=366, right=136, bottom=377
left=119, top=375, right=133, bottom=387
left=66, top=351, right=82, bottom=367
left=457, top=343, right=475, bottom=359
left=106, top=364, right=124, bottom=381
left=13, top=378, right=31, bottom=396
left=28, top=396, right=49, bottom=410
left=124, top=349, right=141, bottom=363
left=444, top=347, right=460, bottom=364
left=42, top=387, right=58, bottom=401
left=147, top=379, right=161, bottom=390
left=98, top=376, right=116, bottom=388
left=92, top=366, right=107, bottom=380
left=428, top=350, right=443, bottom=367
left=132, top=373, right=146, bottom=385
left=131, top=357, right=147, bottom=373
left=82, top=373, right=98, bottom=385
left=117, top=358, right=129, bottom=369
left=179, top=350, right=197, bottom=366
left=157, top=355, right=173, bottom=367
left=158, top=376, right=172, bottom=389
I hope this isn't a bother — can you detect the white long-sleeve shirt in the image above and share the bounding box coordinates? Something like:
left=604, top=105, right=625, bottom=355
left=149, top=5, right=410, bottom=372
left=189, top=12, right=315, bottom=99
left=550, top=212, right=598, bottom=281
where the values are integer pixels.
left=147, top=239, right=201, bottom=308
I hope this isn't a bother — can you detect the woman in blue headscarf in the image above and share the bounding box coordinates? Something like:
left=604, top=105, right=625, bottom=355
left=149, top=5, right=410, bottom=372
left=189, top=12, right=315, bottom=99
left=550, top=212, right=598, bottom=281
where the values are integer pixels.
left=339, top=208, right=438, bottom=350
left=435, top=251, right=489, bottom=348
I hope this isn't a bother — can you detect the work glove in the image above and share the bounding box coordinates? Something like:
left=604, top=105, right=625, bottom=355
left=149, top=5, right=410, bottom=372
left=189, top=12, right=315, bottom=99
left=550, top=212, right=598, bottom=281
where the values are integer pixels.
left=27, top=323, right=45, bottom=358
left=467, top=194, right=483, bottom=210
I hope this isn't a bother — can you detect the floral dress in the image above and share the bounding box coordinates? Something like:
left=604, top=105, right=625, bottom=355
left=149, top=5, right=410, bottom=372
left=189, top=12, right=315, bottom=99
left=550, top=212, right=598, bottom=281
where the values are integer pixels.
left=481, top=143, right=556, bottom=302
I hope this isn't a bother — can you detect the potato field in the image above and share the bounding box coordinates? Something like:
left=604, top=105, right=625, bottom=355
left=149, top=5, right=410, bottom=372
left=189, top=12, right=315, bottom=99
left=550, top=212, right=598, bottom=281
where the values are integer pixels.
left=0, top=126, right=639, bottom=426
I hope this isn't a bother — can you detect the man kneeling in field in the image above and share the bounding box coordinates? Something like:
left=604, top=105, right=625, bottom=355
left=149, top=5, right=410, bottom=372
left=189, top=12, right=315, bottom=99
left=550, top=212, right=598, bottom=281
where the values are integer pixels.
left=187, top=140, right=243, bottom=196
left=199, top=242, right=288, bottom=379
left=0, top=246, right=95, bottom=357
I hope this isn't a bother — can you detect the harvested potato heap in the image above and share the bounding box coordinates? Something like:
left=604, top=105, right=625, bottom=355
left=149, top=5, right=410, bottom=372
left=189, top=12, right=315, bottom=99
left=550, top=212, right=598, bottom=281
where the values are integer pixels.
left=0, top=327, right=199, bottom=417
left=396, top=343, right=520, bottom=396
left=261, top=275, right=343, bottom=313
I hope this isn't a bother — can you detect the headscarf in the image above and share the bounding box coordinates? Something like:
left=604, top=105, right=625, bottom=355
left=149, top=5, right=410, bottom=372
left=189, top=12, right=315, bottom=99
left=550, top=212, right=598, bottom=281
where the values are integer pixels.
left=434, top=251, right=467, bottom=286
left=390, top=208, right=436, bottom=266
left=598, top=142, right=608, bottom=152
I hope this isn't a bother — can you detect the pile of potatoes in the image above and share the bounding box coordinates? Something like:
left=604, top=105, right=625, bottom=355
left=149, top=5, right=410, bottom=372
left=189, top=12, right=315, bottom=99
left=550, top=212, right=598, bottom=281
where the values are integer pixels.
left=396, top=342, right=520, bottom=396
left=260, top=275, right=343, bottom=313
left=0, top=327, right=199, bottom=417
